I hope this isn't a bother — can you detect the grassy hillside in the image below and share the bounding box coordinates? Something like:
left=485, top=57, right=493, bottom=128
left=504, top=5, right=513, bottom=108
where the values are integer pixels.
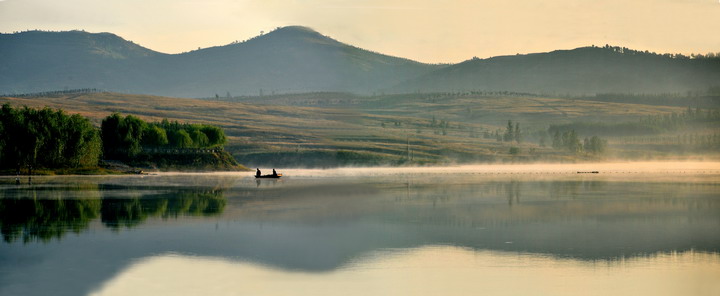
left=4, top=91, right=713, bottom=167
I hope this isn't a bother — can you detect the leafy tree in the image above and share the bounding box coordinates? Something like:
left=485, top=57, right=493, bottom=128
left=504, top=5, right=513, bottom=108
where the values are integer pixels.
left=142, top=125, right=168, bottom=147
left=168, top=129, right=193, bottom=148
left=101, top=113, right=145, bottom=159
left=200, top=125, right=226, bottom=147
left=0, top=104, right=101, bottom=169
left=120, top=115, right=146, bottom=157
left=190, top=129, right=209, bottom=148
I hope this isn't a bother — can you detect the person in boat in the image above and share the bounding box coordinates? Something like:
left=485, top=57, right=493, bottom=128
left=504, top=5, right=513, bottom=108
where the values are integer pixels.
left=256, top=168, right=261, bottom=177
left=272, top=169, right=277, bottom=176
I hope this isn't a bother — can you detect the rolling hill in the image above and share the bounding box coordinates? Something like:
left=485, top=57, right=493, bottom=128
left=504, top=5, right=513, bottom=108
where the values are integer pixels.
left=390, top=46, right=720, bottom=95
left=1, top=28, right=718, bottom=97
left=1, top=91, right=699, bottom=167
left=0, top=30, right=164, bottom=95
left=0, top=27, right=440, bottom=97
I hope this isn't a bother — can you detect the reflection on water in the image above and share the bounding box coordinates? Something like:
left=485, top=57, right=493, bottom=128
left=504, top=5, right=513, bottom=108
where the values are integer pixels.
left=90, top=247, right=720, bottom=296
left=0, top=197, right=100, bottom=243
left=0, top=184, right=225, bottom=243
left=0, top=165, right=718, bottom=296
left=100, top=188, right=225, bottom=230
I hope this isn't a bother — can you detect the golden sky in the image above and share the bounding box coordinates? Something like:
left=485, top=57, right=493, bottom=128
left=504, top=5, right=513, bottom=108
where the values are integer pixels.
left=1, top=0, right=719, bottom=63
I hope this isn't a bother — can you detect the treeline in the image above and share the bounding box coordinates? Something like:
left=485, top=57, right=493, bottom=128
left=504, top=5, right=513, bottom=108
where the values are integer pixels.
left=101, top=113, right=226, bottom=160
left=1, top=88, right=104, bottom=98
left=576, top=92, right=720, bottom=108
left=594, top=44, right=720, bottom=60
left=0, top=104, right=101, bottom=170
left=0, top=105, right=232, bottom=170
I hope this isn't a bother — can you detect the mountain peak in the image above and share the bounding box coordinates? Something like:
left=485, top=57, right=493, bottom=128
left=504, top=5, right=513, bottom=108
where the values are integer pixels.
left=242, top=25, right=343, bottom=49
left=275, top=26, right=319, bottom=34
left=263, top=26, right=328, bottom=40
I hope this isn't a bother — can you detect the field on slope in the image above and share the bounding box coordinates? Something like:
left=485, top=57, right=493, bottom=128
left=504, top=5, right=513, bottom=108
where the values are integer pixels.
left=0, top=92, right=693, bottom=167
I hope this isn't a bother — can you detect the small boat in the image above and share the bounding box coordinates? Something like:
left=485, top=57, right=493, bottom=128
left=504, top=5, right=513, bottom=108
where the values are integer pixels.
left=255, top=174, right=282, bottom=179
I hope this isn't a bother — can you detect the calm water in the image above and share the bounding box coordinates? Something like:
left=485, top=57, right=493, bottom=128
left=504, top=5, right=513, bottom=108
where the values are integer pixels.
left=1, top=163, right=719, bottom=296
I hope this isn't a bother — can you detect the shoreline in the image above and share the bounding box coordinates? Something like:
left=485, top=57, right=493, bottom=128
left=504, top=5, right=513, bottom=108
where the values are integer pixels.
left=1, top=161, right=716, bottom=177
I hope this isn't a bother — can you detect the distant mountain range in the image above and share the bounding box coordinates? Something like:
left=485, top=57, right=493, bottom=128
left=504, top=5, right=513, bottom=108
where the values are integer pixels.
left=1, top=26, right=718, bottom=97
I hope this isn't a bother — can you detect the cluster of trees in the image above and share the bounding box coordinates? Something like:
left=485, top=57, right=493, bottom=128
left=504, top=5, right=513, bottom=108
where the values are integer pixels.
left=483, top=121, right=523, bottom=143
left=551, top=130, right=607, bottom=154
left=503, top=120, right=521, bottom=143
left=101, top=113, right=226, bottom=160
left=595, top=44, right=720, bottom=60
left=0, top=105, right=231, bottom=170
left=0, top=104, right=101, bottom=170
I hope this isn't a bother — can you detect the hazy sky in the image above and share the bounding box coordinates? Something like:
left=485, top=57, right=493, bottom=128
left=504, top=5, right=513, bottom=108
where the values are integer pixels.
left=1, top=0, right=718, bottom=63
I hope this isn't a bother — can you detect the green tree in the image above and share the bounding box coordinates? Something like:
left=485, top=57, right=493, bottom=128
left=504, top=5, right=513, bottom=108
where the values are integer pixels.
left=168, top=129, right=193, bottom=148
left=200, top=125, right=226, bottom=147
left=190, top=129, right=209, bottom=148
left=120, top=115, right=146, bottom=157
left=1, top=104, right=100, bottom=169
left=142, top=125, right=168, bottom=147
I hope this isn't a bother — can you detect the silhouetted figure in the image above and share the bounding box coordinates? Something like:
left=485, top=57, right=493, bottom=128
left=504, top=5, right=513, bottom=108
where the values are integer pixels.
left=256, top=168, right=261, bottom=177
left=272, top=169, right=277, bottom=176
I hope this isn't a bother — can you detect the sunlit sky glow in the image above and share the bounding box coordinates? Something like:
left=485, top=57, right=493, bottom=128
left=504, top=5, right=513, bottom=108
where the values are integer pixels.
left=1, top=0, right=719, bottom=63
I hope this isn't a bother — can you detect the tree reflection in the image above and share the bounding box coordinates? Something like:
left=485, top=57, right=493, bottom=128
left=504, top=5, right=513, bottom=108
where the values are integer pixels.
left=0, top=187, right=225, bottom=243
left=102, top=190, right=225, bottom=230
left=0, top=198, right=100, bottom=243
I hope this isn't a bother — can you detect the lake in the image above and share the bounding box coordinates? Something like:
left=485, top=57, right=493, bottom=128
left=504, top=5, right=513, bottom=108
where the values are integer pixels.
left=1, top=162, right=719, bottom=296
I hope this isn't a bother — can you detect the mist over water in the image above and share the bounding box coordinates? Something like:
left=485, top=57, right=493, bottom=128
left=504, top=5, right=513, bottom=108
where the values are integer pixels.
left=1, top=162, right=718, bottom=296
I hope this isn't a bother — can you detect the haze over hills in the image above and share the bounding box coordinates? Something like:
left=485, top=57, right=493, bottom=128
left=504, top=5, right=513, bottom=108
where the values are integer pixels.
left=0, top=30, right=164, bottom=94
left=0, top=26, right=440, bottom=97
left=1, top=26, right=718, bottom=97
left=391, top=46, right=720, bottom=95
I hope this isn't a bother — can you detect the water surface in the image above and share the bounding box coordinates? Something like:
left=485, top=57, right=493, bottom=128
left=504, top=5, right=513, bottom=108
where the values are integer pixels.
left=1, top=162, right=719, bottom=295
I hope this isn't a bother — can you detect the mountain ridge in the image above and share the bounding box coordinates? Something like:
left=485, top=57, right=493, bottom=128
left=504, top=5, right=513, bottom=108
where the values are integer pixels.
left=1, top=28, right=718, bottom=97
left=390, top=45, right=720, bottom=95
left=1, top=27, right=442, bottom=97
